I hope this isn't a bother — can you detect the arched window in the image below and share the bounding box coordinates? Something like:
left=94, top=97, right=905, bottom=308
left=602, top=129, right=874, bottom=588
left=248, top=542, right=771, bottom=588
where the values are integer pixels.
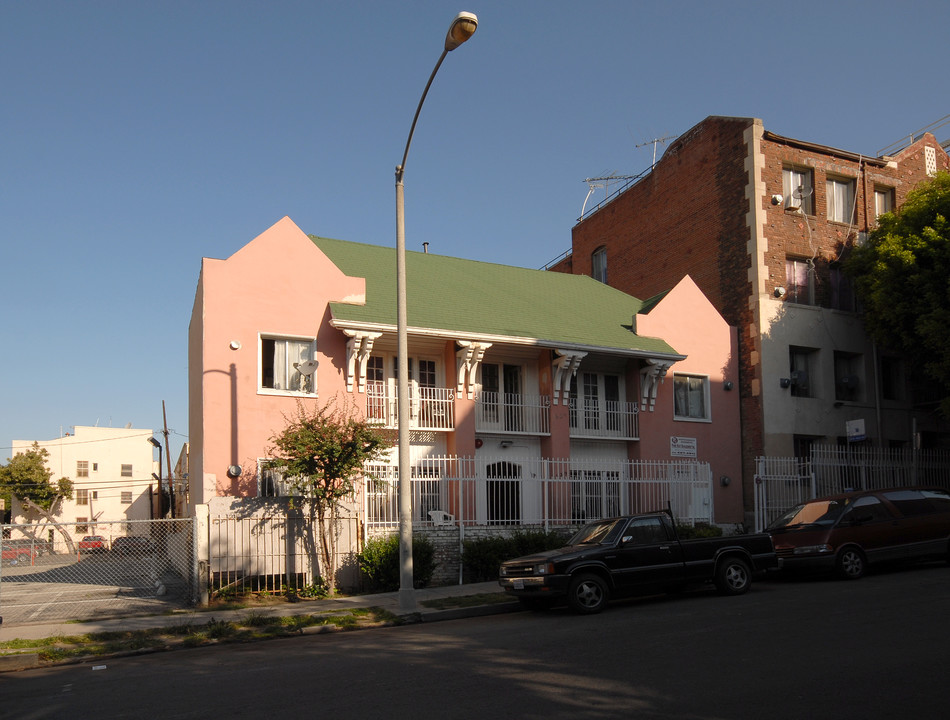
left=591, top=246, right=607, bottom=284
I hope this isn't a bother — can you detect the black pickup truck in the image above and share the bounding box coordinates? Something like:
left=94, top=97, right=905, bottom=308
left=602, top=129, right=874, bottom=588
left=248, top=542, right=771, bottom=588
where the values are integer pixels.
left=498, top=513, right=778, bottom=613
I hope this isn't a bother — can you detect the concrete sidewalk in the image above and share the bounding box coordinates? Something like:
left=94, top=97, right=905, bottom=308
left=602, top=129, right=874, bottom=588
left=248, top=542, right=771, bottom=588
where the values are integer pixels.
left=0, top=581, right=516, bottom=644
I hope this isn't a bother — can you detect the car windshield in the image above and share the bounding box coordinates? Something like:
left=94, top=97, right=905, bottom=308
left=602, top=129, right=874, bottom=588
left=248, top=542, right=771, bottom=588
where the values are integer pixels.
left=567, top=519, right=623, bottom=545
left=767, top=499, right=851, bottom=530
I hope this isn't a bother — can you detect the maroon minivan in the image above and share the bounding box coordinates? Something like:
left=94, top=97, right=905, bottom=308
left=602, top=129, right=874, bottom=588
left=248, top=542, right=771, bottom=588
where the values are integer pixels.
left=766, top=487, right=950, bottom=579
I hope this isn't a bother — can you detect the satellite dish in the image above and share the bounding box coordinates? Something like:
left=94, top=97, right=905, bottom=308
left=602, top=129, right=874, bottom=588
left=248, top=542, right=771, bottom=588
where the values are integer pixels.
left=295, top=360, right=319, bottom=376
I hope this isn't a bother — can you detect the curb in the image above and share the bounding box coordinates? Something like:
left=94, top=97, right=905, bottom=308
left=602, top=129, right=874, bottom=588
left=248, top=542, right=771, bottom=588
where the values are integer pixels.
left=0, top=599, right=523, bottom=673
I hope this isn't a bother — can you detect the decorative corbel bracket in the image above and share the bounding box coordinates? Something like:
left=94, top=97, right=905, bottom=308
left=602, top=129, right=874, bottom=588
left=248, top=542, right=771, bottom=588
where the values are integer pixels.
left=640, top=358, right=674, bottom=412
left=456, top=341, right=492, bottom=399
left=343, top=330, right=382, bottom=392
left=552, top=350, right=587, bottom=405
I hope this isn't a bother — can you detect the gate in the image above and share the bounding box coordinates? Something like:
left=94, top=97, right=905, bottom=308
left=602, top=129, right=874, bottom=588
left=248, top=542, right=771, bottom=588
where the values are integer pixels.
left=0, top=519, right=196, bottom=626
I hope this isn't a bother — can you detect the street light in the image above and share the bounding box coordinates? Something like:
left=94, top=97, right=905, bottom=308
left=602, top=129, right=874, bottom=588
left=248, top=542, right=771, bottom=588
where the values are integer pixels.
left=395, top=11, right=478, bottom=612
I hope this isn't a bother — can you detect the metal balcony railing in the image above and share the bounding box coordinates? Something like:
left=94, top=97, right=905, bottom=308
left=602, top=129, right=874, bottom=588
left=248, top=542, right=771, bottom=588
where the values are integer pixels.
left=474, top=392, right=550, bottom=435
left=365, top=381, right=455, bottom=431
left=568, top=398, right=639, bottom=440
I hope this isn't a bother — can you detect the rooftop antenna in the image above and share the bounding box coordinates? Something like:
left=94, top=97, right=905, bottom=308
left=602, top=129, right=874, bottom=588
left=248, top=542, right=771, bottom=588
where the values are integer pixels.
left=636, top=135, right=676, bottom=168
left=581, top=173, right=637, bottom=216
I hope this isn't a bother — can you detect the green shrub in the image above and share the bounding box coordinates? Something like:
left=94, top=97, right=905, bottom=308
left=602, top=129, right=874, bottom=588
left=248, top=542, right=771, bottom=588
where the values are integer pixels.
left=462, top=528, right=570, bottom=582
left=358, top=533, right=435, bottom=592
left=676, top=522, right=723, bottom=539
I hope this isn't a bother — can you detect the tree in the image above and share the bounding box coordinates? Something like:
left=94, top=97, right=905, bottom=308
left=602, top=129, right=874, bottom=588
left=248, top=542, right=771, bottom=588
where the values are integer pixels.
left=0, top=443, right=75, bottom=548
left=268, top=399, right=391, bottom=595
left=846, top=171, right=950, bottom=413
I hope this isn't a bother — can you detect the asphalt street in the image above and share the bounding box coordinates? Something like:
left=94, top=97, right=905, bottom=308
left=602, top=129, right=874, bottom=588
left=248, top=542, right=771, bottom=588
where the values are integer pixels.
left=3, top=563, right=949, bottom=719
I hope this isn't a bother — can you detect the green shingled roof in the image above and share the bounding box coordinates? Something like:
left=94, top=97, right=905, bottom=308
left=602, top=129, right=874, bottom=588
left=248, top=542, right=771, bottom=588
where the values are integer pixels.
left=313, top=236, right=679, bottom=357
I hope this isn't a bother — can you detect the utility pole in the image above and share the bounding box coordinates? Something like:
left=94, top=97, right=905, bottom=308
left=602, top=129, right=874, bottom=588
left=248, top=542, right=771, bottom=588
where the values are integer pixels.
left=162, top=401, right=174, bottom=519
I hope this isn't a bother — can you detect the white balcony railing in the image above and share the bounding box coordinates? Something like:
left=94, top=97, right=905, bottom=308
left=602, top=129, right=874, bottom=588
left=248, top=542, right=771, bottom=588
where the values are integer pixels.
left=474, top=392, right=550, bottom=435
left=569, top=398, right=639, bottom=440
left=365, top=381, right=455, bottom=431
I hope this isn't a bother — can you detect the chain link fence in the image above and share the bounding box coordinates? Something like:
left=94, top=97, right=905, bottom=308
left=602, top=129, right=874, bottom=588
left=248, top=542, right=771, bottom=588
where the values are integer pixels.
left=1, top=519, right=196, bottom=625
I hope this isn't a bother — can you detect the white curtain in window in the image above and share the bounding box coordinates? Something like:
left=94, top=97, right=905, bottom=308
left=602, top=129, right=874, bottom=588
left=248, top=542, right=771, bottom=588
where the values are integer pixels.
left=827, top=179, right=853, bottom=222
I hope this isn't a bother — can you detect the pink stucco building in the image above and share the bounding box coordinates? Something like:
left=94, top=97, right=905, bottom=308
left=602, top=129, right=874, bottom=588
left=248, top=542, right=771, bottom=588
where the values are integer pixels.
left=189, top=217, right=744, bottom=530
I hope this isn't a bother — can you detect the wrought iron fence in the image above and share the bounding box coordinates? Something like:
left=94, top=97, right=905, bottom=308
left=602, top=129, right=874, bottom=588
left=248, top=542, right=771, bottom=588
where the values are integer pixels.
left=363, top=455, right=713, bottom=529
left=753, top=445, right=950, bottom=531
left=0, top=518, right=196, bottom=625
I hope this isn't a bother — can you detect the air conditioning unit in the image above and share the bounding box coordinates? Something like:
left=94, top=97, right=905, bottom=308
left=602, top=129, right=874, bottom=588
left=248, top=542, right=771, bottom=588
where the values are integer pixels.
left=839, top=375, right=860, bottom=390
left=790, top=370, right=809, bottom=389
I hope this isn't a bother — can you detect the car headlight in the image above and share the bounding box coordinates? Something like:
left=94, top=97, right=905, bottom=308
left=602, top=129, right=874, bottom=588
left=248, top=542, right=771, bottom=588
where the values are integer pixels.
left=533, top=563, right=555, bottom=575
left=793, top=544, right=833, bottom=555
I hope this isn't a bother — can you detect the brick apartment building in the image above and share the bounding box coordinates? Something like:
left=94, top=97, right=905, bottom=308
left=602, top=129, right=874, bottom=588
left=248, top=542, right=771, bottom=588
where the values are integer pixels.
left=550, top=115, right=950, bottom=517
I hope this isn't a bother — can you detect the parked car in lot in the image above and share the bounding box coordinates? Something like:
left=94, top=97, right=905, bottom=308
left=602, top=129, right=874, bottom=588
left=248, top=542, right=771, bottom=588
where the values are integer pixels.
left=2, top=542, right=37, bottom=565
left=78, top=535, right=109, bottom=553
left=498, top=513, right=778, bottom=613
left=112, top=536, right=154, bottom=556
left=766, top=487, right=950, bottom=579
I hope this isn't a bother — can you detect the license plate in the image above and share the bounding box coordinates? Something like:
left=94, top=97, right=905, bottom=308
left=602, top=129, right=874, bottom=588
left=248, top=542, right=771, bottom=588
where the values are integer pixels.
left=513, top=579, right=524, bottom=590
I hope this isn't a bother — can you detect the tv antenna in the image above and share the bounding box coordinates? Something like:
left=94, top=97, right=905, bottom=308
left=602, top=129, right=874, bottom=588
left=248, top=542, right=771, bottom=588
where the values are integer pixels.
left=581, top=173, right=637, bottom=216
left=636, top=135, right=676, bottom=168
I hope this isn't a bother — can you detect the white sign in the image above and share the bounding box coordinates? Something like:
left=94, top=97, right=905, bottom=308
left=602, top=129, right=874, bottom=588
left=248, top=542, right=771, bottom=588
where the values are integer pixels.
left=846, top=419, right=866, bottom=443
left=670, top=436, right=697, bottom=458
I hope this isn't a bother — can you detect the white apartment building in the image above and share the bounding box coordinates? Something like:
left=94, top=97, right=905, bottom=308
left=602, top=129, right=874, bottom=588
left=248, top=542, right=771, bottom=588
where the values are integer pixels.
left=11, top=425, right=159, bottom=532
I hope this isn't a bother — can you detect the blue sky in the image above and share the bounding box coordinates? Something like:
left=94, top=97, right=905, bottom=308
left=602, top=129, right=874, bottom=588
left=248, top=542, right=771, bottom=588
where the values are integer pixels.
left=2, top=0, right=947, bottom=464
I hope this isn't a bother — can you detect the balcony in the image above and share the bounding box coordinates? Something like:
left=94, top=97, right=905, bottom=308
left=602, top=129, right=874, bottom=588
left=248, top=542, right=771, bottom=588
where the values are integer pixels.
left=366, top=381, right=455, bottom=431
left=474, top=392, right=550, bottom=435
left=569, top=398, right=639, bottom=440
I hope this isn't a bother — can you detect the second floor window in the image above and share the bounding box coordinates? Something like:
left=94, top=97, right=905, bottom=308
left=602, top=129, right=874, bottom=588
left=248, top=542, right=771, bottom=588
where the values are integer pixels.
left=76, top=460, right=89, bottom=477
left=260, top=336, right=317, bottom=394
left=673, top=374, right=709, bottom=421
left=121, top=464, right=133, bottom=477
left=786, top=258, right=814, bottom=305
left=76, top=489, right=89, bottom=505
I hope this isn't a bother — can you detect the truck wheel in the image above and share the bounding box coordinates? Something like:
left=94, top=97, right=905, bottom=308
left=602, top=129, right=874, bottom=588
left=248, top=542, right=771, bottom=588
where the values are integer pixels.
left=567, top=573, right=608, bottom=614
left=836, top=547, right=866, bottom=579
left=715, top=557, right=751, bottom=595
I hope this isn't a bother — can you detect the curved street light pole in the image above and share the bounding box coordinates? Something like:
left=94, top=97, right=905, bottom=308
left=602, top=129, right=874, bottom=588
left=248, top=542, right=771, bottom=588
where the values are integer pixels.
left=395, top=12, right=477, bottom=613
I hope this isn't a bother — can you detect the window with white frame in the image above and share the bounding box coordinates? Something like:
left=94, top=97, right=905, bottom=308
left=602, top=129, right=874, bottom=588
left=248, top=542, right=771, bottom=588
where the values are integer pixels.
left=591, top=246, right=607, bottom=284
left=260, top=335, right=317, bottom=394
left=121, top=491, right=133, bottom=504
left=785, top=257, right=814, bottom=305
left=569, top=372, right=623, bottom=430
left=76, top=488, right=89, bottom=505
left=826, top=176, right=855, bottom=223
left=121, top=464, right=133, bottom=477
left=783, top=166, right=814, bottom=214
left=76, top=460, right=89, bottom=477
left=673, top=374, right=709, bottom=421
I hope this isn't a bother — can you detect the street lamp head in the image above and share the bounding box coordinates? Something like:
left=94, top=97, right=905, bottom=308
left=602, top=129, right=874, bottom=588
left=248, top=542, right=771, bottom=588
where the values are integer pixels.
left=147, top=437, right=161, bottom=449
left=444, top=11, right=477, bottom=51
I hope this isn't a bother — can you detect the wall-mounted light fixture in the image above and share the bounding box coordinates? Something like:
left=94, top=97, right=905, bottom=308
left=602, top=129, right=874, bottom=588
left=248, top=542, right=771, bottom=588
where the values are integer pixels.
left=229, top=340, right=242, bottom=350
left=227, top=465, right=242, bottom=478
left=774, top=287, right=786, bottom=298
left=723, top=381, right=734, bottom=391
left=780, top=378, right=791, bottom=389
left=720, top=475, right=731, bottom=487
left=499, top=440, right=513, bottom=448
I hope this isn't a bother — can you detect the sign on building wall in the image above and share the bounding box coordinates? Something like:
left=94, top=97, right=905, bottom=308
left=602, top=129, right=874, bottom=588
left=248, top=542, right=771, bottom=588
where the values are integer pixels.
left=670, top=436, right=697, bottom=458
left=846, top=419, right=867, bottom=443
